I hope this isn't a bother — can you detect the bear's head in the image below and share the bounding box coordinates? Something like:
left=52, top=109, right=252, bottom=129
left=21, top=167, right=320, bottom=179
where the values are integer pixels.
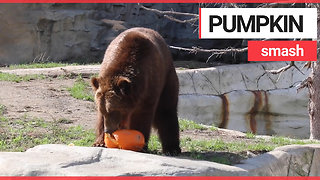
left=91, top=75, right=135, bottom=133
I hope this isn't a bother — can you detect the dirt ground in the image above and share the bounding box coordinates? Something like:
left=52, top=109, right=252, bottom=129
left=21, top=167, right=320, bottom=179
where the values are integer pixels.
left=0, top=61, right=224, bottom=130
left=0, top=64, right=263, bottom=165
left=0, top=78, right=96, bottom=130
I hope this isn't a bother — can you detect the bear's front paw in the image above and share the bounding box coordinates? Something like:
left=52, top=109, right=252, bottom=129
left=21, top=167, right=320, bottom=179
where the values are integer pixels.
left=93, top=138, right=105, bottom=147
left=93, top=142, right=105, bottom=147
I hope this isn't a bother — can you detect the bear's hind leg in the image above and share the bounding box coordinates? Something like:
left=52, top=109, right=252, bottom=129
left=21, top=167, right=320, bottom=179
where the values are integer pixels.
left=154, top=109, right=181, bottom=156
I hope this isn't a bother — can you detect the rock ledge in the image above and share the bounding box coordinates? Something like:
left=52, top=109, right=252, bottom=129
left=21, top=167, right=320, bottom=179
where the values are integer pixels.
left=0, top=144, right=319, bottom=176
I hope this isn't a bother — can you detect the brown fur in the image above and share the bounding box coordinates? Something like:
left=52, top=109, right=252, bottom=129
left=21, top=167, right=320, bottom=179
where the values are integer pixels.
left=91, top=27, right=181, bottom=155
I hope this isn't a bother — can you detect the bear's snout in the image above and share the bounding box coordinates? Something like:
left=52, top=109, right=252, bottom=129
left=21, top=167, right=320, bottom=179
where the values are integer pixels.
left=104, top=122, right=119, bottom=134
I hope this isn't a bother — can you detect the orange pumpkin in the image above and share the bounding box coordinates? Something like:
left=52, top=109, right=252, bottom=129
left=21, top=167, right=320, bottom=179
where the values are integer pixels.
left=104, top=129, right=145, bottom=151
left=104, top=133, right=118, bottom=148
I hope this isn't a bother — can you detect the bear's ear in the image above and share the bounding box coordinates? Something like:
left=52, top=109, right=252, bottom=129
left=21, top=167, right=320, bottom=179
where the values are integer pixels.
left=116, top=76, right=131, bottom=96
left=91, top=77, right=100, bottom=91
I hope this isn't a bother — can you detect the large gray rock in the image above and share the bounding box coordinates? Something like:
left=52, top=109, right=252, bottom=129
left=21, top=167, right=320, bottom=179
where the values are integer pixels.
left=236, top=150, right=291, bottom=176
left=0, top=144, right=319, bottom=176
left=0, top=144, right=246, bottom=176
left=310, top=148, right=320, bottom=176
left=238, top=144, right=320, bottom=176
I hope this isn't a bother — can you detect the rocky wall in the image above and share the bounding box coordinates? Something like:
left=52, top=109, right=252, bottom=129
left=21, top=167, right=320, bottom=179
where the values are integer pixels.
left=0, top=3, right=246, bottom=66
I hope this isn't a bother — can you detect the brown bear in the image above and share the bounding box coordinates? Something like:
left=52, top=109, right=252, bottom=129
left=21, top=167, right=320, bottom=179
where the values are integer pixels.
left=91, top=27, right=181, bottom=156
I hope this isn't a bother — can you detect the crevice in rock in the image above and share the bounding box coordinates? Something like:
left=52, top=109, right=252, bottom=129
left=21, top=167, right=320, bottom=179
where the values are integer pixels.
left=218, top=68, right=221, bottom=94
left=160, top=162, right=197, bottom=171
left=187, top=71, right=197, bottom=94
left=256, top=65, right=267, bottom=89
left=199, top=71, right=218, bottom=94
left=307, top=149, right=315, bottom=176
left=61, top=149, right=103, bottom=168
left=241, top=72, right=248, bottom=90
left=287, top=155, right=292, bottom=176
left=260, top=65, right=278, bottom=89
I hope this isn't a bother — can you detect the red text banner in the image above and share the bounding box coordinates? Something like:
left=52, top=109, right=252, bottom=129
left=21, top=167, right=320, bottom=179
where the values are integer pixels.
left=248, top=41, right=317, bottom=61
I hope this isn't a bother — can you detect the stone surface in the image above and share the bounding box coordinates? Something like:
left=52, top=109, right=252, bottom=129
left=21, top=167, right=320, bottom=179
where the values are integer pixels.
left=0, top=65, right=100, bottom=77
left=178, top=86, right=309, bottom=138
left=177, top=61, right=311, bottom=138
left=274, top=145, right=320, bottom=176
left=177, top=62, right=310, bottom=95
left=237, top=144, right=320, bottom=176
left=177, top=61, right=311, bottom=136
left=236, top=150, right=291, bottom=176
left=178, top=94, right=222, bottom=126
left=309, top=148, right=320, bottom=176
left=0, top=144, right=319, bottom=176
left=0, top=144, right=247, bottom=176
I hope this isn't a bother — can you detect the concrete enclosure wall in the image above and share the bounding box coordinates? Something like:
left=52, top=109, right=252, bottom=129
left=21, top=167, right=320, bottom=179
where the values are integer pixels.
left=177, top=62, right=311, bottom=138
